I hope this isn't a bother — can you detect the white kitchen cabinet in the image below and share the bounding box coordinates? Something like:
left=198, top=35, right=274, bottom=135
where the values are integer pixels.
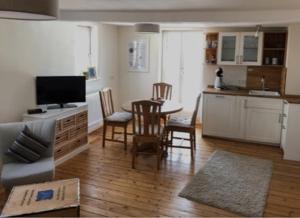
left=202, top=94, right=242, bottom=139
left=281, top=102, right=300, bottom=161
left=244, top=98, right=283, bottom=144
left=240, top=32, right=263, bottom=65
left=217, top=32, right=240, bottom=65
left=218, top=32, right=263, bottom=66
left=203, top=93, right=283, bottom=145
left=280, top=101, right=288, bottom=151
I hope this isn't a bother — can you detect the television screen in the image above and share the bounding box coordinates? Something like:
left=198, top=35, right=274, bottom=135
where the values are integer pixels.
left=36, top=76, right=86, bottom=105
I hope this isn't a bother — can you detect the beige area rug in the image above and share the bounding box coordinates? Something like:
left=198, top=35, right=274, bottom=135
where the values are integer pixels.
left=179, top=150, right=273, bottom=217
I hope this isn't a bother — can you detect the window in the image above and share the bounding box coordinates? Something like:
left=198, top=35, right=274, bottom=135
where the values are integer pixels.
left=75, top=25, right=97, bottom=80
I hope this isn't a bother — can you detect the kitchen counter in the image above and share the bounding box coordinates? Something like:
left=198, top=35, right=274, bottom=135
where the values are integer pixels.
left=284, top=97, right=300, bottom=104
left=203, top=88, right=283, bottom=99
left=203, top=88, right=300, bottom=103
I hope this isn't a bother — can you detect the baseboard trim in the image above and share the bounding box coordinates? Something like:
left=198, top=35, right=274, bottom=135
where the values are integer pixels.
left=88, top=119, right=103, bottom=133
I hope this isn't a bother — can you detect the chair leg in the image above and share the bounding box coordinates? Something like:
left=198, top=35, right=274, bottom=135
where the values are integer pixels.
left=112, top=126, right=115, bottom=140
left=157, top=142, right=161, bottom=170
left=190, top=133, right=194, bottom=161
left=102, top=123, right=107, bottom=148
left=193, top=130, right=196, bottom=150
left=171, top=131, right=174, bottom=147
left=132, top=138, right=136, bottom=169
left=124, top=125, right=127, bottom=151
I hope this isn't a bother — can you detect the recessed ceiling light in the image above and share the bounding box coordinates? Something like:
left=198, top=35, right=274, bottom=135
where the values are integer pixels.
left=0, top=0, right=58, bottom=20
left=135, top=23, right=160, bottom=34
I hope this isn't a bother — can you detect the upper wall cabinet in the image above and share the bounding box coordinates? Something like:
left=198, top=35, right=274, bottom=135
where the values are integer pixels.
left=217, top=32, right=263, bottom=66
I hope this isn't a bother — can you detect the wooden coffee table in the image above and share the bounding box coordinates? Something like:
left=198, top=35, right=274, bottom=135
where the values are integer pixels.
left=1, top=179, right=80, bottom=217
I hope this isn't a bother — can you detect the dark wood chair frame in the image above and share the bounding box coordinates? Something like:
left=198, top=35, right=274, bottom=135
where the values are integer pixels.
left=165, top=94, right=201, bottom=161
left=152, top=82, right=173, bottom=100
left=152, top=82, right=173, bottom=126
left=100, top=88, right=131, bottom=151
left=131, top=100, right=164, bottom=170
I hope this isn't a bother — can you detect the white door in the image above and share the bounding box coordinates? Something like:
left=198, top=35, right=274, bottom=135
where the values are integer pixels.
left=239, top=32, right=263, bottom=66
left=217, top=32, right=240, bottom=65
left=162, top=31, right=204, bottom=114
left=202, top=94, right=237, bottom=138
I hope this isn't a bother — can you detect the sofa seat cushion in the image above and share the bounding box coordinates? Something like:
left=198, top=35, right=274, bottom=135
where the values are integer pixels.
left=1, top=157, right=54, bottom=189
left=106, top=112, right=132, bottom=122
left=167, top=116, right=192, bottom=128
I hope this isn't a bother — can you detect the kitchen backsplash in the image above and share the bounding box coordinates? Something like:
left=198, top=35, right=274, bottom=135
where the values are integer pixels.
left=204, top=65, right=247, bottom=87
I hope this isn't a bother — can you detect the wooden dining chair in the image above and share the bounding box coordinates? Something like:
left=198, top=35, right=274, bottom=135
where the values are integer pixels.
left=131, top=100, right=164, bottom=170
left=152, top=82, right=173, bottom=126
left=99, top=88, right=132, bottom=150
left=152, top=82, right=172, bottom=100
left=164, top=94, right=201, bottom=161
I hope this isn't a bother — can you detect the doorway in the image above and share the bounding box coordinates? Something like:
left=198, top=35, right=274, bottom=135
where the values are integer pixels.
left=161, top=31, right=205, bottom=118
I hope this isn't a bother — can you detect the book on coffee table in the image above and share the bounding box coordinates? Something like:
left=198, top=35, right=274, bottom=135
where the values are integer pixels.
left=1, top=178, right=80, bottom=217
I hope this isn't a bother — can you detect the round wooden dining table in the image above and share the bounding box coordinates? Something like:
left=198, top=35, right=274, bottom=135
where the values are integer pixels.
left=121, top=100, right=183, bottom=115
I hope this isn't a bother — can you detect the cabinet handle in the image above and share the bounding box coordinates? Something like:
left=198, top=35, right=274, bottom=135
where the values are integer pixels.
left=215, top=95, right=225, bottom=98
left=282, top=125, right=286, bottom=130
left=236, top=55, right=239, bottom=64
left=278, top=114, right=283, bottom=123
left=244, top=99, right=248, bottom=108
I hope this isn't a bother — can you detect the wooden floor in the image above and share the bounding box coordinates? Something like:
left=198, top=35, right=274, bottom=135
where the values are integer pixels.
left=2, top=126, right=300, bottom=217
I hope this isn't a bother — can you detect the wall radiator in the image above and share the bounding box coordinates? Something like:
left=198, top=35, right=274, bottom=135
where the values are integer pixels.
left=86, top=92, right=103, bottom=133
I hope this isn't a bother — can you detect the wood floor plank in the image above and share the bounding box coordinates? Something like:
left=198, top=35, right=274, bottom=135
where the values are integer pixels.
left=1, top=126, right=300, bottom=217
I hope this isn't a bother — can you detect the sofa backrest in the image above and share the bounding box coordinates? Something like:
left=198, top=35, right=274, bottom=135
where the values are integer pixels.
left=0, top=119, right=56, bottom=164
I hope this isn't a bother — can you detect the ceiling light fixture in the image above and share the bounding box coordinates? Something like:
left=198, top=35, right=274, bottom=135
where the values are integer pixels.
left=255, top=25, right=262, bottom=38
left=135, top=23, right=160, bottom=33
left=0, top=0, right=58, bottom=20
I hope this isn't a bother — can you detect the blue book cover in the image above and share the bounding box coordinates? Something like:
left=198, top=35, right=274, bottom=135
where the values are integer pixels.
left=36, top=189, right=54, bottom=201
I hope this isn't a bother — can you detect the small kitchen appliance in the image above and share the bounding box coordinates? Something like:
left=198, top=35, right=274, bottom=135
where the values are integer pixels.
left=214, top=67, right=224, bottom=89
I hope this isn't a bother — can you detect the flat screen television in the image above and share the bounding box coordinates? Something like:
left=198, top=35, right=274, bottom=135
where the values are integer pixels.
left=36, top=76, right=86, bottom=108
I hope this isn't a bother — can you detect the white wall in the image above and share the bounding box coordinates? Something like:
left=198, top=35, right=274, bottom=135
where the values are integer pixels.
left=285, top=23, right=300, bottom=95
left=0, top=20, right=119, bottom=127
left=87, top=24, right=119, bottom=132
left=0, top=20, right=76, bottom=123
left=118, top=26, right=160, bottom=104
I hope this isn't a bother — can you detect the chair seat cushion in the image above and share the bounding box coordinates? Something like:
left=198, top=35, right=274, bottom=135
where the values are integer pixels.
left=1, top=157, right=54, bottom=190
left=167, top=116, right=192, bottom=128
left=106, top=112, right=132, bottom=122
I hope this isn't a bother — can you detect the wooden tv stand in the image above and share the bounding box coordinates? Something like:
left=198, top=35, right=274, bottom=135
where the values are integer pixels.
left=23, top=103, right=89, bottom=166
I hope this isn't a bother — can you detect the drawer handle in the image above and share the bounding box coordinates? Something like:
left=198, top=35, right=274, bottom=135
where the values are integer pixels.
left=215, top=95, right=225, bottom=98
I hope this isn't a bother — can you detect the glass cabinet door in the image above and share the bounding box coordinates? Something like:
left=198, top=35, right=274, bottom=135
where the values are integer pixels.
left=240, top=32, right=263, bottom=65
left=218, top=33, right=239, bottom=65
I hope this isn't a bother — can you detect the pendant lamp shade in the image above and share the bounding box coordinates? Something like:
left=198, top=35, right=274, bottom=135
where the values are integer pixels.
left=0, top=0, right=58, bottom=20
left=135, top=23, right=160, bottom=33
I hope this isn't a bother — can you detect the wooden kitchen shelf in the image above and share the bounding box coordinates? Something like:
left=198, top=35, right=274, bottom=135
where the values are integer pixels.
left=205, top=32, right=218, bottom=65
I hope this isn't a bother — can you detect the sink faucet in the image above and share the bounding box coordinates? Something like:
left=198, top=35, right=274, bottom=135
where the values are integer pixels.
left=261, top=76, right=265, bottom=91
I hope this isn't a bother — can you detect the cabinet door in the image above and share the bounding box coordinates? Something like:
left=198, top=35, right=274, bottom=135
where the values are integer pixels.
left=217, top=32, right=240, bottom=65
left=203, top=94, right=237, bottom=138
left=281, top=102, right=289, bottom=150
left=245, top=98, right=282, bottom=144
left=239, top=32, right=263, bottom=66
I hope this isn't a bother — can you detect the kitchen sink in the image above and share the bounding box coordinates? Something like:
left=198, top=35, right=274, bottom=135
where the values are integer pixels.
left=248, top=90, right=280, bottom=96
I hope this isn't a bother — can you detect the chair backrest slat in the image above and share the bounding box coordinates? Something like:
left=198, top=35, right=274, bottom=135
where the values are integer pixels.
left=99, top=88, right=115, bottom=119
left=191, top=94, right=202, bottom=126
left=132, top=100, right=161, bottom=136
left=152, top=82, right=172, bottom=100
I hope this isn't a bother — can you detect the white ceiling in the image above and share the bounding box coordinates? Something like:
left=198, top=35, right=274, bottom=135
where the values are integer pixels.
left=60, top=0, right=300, bottom=11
